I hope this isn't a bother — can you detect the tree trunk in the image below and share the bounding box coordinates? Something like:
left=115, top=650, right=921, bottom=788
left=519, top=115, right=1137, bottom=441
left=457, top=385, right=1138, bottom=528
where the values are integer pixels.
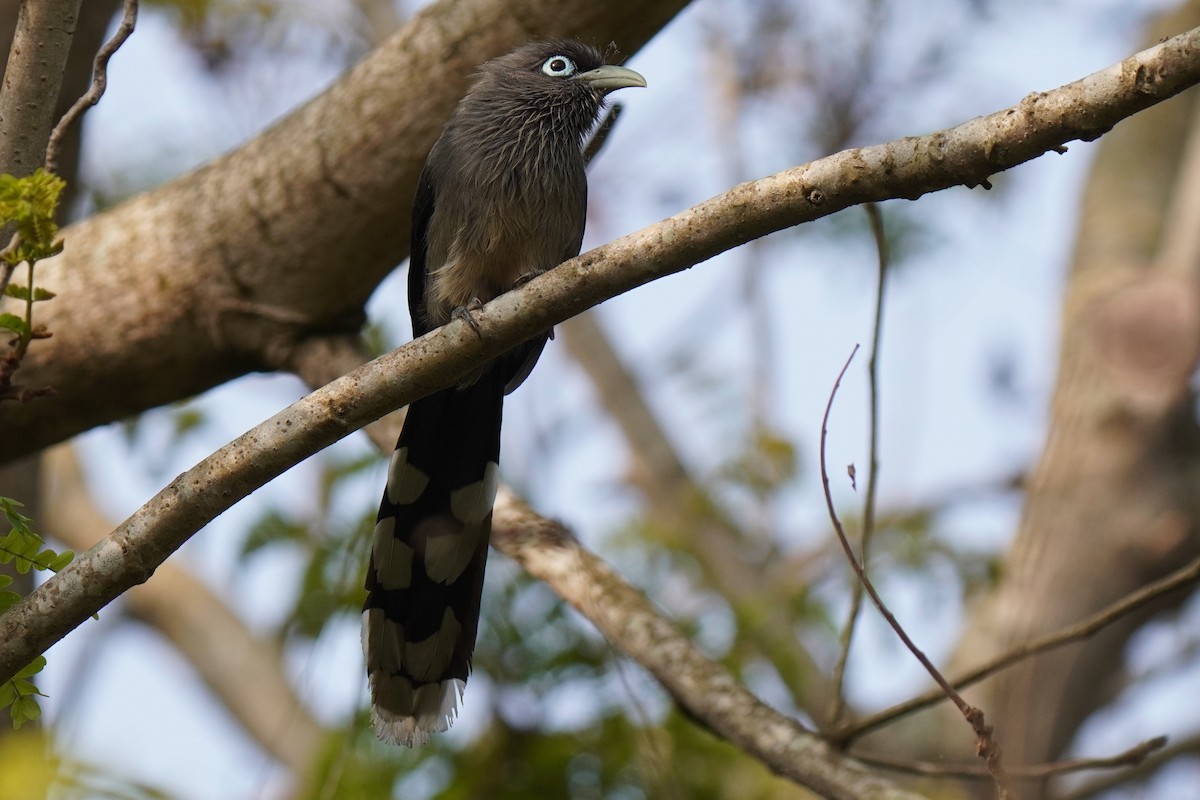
left=940, top=3, right=1200, bottom=795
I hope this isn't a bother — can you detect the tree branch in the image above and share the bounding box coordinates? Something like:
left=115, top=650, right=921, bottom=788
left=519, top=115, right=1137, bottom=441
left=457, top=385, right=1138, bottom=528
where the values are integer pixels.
left=489, top=490, right=926, bottom=800
left=0, top=0, right=81, bottom=297
left=290, top=334, right=917, bottom=797
left=855, top=735, right=1167, bottom=781
left=2, top=20, right=1199, bottom=696
left=38, top=443, right=326, bottom=775
left=0, top=0, right=80, bottom=175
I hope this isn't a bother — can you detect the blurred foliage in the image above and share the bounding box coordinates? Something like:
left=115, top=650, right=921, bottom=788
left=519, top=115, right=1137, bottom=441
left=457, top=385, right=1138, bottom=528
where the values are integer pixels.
left=0, top=498, right=72, bottom=730
left=0, top=730, right=55, bottom=800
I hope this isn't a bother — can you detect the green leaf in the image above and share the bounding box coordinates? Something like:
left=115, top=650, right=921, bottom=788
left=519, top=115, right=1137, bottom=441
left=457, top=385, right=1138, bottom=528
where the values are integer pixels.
left=47, top=550, right=74, bottom=571
left=241, top=511, right=307, bottom=558
left=0, top=169, right=64, bottom=257
left=0, top=590, right=19, bottom=613
left=0, top=497, right=32, bottom=533
left=0, top=312, right=28, bottom=337
left=13, top=657, right=43, bottom=681
left=11, top=695, right=41, bottom=728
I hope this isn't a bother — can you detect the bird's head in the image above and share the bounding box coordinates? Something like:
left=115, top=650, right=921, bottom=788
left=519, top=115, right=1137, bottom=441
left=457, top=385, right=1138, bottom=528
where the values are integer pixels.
left=460, top=41, right=645, bottom=142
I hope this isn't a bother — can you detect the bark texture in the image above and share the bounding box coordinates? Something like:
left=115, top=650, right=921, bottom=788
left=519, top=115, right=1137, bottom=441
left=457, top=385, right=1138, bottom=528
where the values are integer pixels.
left=0, top=0, right=81, bottom=176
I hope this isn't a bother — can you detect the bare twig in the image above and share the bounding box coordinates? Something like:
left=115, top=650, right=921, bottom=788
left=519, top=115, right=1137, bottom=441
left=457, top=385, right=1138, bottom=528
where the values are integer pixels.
left=838, top=554, right=1200, bottom=742
left=827, top=204, right=889, bottom=727
left=44, top=0, right=138, bottom=176
left=1061, top=732, right=1200, bottom=800
left=818, top=346, right=1014, bottom=797
left=855, top=735, right=1167, bottom=780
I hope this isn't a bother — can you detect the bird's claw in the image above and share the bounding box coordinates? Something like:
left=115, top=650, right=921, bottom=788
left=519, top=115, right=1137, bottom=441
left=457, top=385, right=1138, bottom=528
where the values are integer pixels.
left=453, top=299, right=485, bottom=339
left=511, top=270, right=544, bottom=290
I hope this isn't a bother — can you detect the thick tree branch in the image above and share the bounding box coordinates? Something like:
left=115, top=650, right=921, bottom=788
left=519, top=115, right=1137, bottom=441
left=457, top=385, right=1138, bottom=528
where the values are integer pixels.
left=2, top=20, right=1199, bottom=695
left=0, top=0, right=689, bottom=461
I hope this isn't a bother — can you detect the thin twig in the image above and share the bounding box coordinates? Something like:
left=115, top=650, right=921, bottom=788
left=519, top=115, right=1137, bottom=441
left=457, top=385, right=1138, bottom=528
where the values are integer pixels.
left=44, top=0, right=138, bottom=176
left=826, top=204, right=889, bottom=727
left=855, top=735, right=1167, bottom=780
left=819, top=347, right=1014, bottom=797
left=837, top=554, right=1200, bottom=743
left=1061, top=732, right=1200, bottom=800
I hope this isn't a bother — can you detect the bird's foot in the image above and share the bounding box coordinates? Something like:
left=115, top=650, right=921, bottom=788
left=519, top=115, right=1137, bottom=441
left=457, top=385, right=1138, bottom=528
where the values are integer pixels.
left=452, top=299, right=485, bottom=339
left=511, top=269, right=545, bottom=290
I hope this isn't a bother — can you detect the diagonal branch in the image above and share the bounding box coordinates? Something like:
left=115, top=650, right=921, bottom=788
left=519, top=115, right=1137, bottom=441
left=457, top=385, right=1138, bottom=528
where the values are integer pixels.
left=490, top=489, right=925, bottom=800
left=2, top=22, right=1200, bottom=689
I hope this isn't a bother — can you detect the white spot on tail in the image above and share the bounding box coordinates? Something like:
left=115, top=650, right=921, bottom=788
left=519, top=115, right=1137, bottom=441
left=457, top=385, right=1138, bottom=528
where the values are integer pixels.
left=371, top=516, right=414, bottom=590
left=449, top=462, right=499, bottom=524
left=387, top=447, right=430, bottom=505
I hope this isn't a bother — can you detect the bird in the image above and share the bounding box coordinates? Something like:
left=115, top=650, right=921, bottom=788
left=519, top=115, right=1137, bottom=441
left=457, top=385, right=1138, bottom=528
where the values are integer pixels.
left=363, top=40, right=645, bottom=747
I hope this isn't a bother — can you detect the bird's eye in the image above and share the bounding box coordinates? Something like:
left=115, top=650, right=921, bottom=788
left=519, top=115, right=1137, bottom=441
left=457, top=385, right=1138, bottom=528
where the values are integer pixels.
left=541, top=55, right=576, bottom=77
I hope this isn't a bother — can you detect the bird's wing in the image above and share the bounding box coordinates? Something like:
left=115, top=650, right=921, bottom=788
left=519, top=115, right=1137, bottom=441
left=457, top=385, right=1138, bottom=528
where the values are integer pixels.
left=407, top=163, right=438, bottom=338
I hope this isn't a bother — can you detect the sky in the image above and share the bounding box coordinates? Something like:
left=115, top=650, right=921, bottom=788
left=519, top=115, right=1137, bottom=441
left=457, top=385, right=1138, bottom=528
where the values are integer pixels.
left=30, top=0, right=1200, bottom=798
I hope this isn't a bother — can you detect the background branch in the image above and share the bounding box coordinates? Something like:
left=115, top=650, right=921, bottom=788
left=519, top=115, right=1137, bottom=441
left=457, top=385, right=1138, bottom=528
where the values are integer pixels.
left=839, top=554, right=1200, bottom=742
left=490, top=490, right=926, bottom=800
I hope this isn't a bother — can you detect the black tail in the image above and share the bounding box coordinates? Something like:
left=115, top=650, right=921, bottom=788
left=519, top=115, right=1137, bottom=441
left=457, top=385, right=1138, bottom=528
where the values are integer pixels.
left=363, top=366, right=507, bottom=747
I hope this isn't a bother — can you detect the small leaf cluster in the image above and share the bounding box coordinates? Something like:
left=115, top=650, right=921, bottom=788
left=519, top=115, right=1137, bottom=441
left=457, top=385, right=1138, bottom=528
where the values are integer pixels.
left=0, top=169, right=66, bottom=264
left=0, top=168, right=65, bottom=401
left=0, top=497, right=74, bottom=728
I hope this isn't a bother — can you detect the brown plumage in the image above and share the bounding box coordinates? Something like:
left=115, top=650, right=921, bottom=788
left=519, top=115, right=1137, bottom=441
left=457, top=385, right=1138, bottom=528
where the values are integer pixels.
left=364, top=40, right=645, bottom=747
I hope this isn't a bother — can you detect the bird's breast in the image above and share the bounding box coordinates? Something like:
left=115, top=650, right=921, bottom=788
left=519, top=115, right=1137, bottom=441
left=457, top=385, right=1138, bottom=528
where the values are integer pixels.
left=422, top=145, right=586, bottom=327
